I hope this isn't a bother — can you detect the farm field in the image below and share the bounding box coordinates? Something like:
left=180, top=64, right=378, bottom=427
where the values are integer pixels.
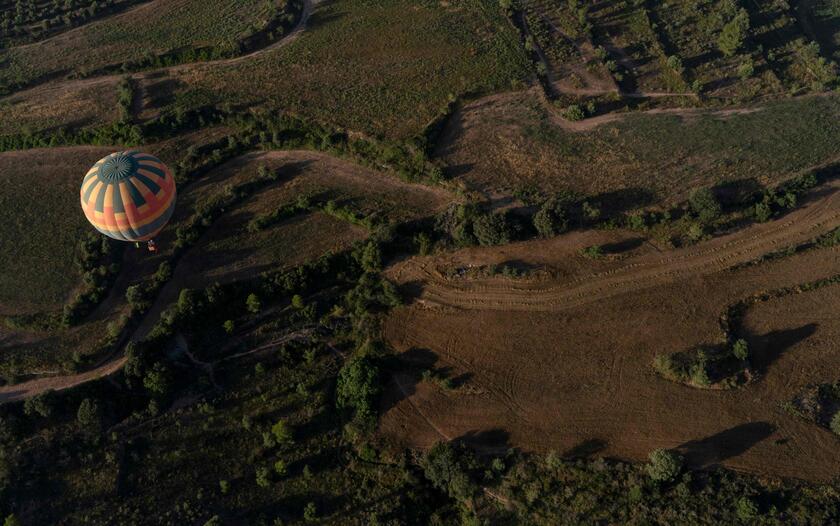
left=437, top=90, right=840, bottom=202
left=381, top=187, right=840, bottom=481
left=2, top=0, right=840, bottom=524
left=0, top=0, right=280, bottom=90
left=0, top=146, right=116, bottom=315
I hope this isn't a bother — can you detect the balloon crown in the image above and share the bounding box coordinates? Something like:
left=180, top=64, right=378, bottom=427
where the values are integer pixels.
left=100, top=152, right=138, bottom=182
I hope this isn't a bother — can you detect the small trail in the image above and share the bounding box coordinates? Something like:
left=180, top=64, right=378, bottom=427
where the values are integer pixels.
left=393, top=176, right=840, bottom=313
left=1, top=0, right=319, bottom=106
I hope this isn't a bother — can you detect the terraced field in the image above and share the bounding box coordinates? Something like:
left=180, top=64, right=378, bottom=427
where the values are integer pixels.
left=381, top=181, right=840, bottom=481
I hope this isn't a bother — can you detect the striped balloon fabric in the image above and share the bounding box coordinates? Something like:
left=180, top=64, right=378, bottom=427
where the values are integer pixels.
left=80, top=151, right=177, bottom=242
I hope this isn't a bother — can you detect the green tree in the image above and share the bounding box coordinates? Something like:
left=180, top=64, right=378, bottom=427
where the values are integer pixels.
left=647, top=448, right=683, bottom=482
left=256, top=466, right=271, bottom=488
left=271, top=420, right=293, bottom=444
left=732, top=339, right=749, bottom=361
left=77, top=398, right=102, bottom=429
left=473, top=212, right=511, bottom=246
left=736, top=496, right=759, bottom=520
left=246, top=293, right=261, bottom=314
left=223, top=320, right=235, bottom=334
left=23, top=390, right=54, bottom=418
left=718, top=9, right=750, bottom=57
left=4, top=515, right=21, bottom=526
left=533, top=197, right=569, bottom=238
left=274, top=459, right=288, bottom=476
left=143, top=362, right=171, bottom=397
left=303, top=502, right=318, bottom=522
left=421, top=442, right=477, bottom=502
left=336, top=357, right=380, bottom=420
left=689, top=187, right=722, bottom=224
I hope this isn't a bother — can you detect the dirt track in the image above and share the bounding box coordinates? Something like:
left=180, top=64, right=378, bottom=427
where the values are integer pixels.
left=381, top=180, right=840, bottom=483
left=390, top=177, right=840, bottom=312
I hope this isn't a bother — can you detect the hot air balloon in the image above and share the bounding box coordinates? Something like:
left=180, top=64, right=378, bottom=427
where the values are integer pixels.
left=80, top=151, right=176, bottom=250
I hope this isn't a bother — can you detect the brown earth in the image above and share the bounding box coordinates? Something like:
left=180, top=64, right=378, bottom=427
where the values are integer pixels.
left=380, top=180, right=840, bottom=482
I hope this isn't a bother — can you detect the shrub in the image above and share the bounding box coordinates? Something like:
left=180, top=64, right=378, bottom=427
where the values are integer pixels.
left=421, top=442, right=477, bottom=502
left=647, top=449, right=683, bottom=482
left=689, top=187, right=721, bottom=224
left=223, top=320, right=235, bottom=334
left=581, top=245, right=603, bottom=259
left=533, top=197, right=569, bottom=238
left=732, top=339, right=749, bottom=361
left=336, top=357, right=381, bottom=421
left=564, top=104, right=586, bottom=121
left=472, top=212, right=512, bottom=246
left=77, top=398, right=102, bottom=429
left=718, top=9, right=750, bottom=57
left=246, top=293, right=261, bottom=314
left=256, top=466, right=271, bottom=488
left=736, top=496, right=759, bottom=520
left=271, top=420, right=294, bottom=445
left=274, top=459, right=288, bottom=476
left=23, top=390, right=55, bottom=418
left=303, top=502, right=318, bottom=522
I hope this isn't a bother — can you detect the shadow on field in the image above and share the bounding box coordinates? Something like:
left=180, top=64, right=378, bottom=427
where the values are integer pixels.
left=564, top=438, right=608, bottom=459
left=380, top=347, right=438, bottom=414
left=746, top=323, right=818, bottom=374
left=677, top=422, right=776, bottom=468
left=454, top=428, right=511, bottom=454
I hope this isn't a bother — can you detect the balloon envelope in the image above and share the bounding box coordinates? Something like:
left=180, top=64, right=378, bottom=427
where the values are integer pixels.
left=80, top=151, right=176, bottom=242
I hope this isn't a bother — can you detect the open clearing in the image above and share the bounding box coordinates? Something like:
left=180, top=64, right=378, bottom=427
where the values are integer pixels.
left=437, top=90, right=840, bottom=203
left=0, top=0, right=277, bottom=89
left=0, top=146, right=116, bottom=314
left=381, top=179, right=840, bottom=482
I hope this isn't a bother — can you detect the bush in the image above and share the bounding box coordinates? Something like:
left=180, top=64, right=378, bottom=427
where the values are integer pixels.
left=256, top=466, right=271, bottom=488
left=77, top=398, right=102, bottom=429
left=246, top=293, right=261, bottom=314
left=718, top=9, right=750, bottom=57
left=533, top=197, right=569, bottom=238
left=732, top=339, right=749, bottom=361
left=336, top=357, right=381, bottom=421
left=303, top=502, right=318, bottom=522
left=689, top=187, right=721, bottom=224
left=271, top=420, right=294, bottom=445
left=23, top=390, right=55, bottom=418
left=736, top=496, right=759, bottom=520
left=564, top=104, right=586, bottom=121
left=646, top=449, right=683, bottom=482
left=472, top=212, right=512, bottom=246
left=421, top=442, right=477, bottom=502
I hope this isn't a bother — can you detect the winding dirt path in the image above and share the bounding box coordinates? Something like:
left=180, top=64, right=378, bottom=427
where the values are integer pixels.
left=390, top=177, right=840, bottom=312
left=0, top=0, right=319, bottom=108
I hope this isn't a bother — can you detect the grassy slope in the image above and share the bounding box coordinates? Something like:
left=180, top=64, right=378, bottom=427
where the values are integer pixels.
left=0, top=0, right=273, bottom=87
left=173, top=0, right=531, bottom=139
left=0, top=147, right=115, bottom=314
left=447, top=93, right=840, bottom=202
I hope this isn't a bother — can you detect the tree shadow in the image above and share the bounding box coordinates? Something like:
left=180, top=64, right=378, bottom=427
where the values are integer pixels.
left=563, top=438, right=608, bottom=458
left=601, top=237, right=644, bottom=254
left=746, top=323, right=818, bottom=375
left=590, top=187, right=655, bottom=218
left=380, top=347, right=439, bottom=414
left=454, top=428, right=511, bottom=455
left=712, top=177, right=763, bottom=211
left=677, top=422, right=775, bottom=468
